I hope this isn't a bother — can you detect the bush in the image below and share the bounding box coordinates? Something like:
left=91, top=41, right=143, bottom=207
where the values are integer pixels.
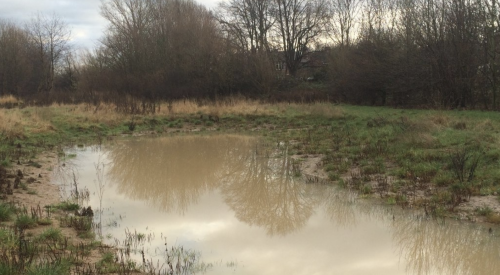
left=450, top=145, right=482, bottom=183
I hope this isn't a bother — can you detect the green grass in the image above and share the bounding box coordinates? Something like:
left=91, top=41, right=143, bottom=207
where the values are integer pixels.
left=476, top=206, right=493, bottom=216
left=15, top=214, right=37, bottom=230
left=272, top=105, right=500, bottom=208
left=0, top=228, right=16, bottom=248
left=27, top=262, right=70, bottom=275
left=0, top=203, right=15, bottom=222
left=2, top=101, right=500, bottom=274
left=36, top=227, right=63, bottom=242
left=53, top=201, right=80, bottom=211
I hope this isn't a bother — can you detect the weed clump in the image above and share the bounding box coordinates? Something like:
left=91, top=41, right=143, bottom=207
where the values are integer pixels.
left=54, top=201, right=80, bottom=212
left=15, top=214, right=37, bottom=230
left=0, top=203, right=15, bottom=222
left=449, top=145, right=482, bottom=184
left=36, top=227, right=63, bottom=242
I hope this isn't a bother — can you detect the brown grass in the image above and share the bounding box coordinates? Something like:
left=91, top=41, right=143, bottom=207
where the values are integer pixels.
left=156, top=98, right=344, bottom=117
left=0, top=94, right=21, bottom=105
left=68, top=103, right=127, bottom=126
left=0, top=99, right=344, bottom=138
left=474, top=119, right=495, bottom=131
left=427, top=113, right=451, bottom=128
left=0, top=108, right=54, bottom=139
left=486, top=213, right=500, bottom=224
left=161, top=98, right=280, bottom=116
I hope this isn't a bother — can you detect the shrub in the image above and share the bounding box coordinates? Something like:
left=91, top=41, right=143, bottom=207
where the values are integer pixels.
left=450, top=145, right=482, bottom=183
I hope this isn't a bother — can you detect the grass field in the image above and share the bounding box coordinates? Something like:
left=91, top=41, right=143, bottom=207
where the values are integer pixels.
left=1, top=96, right=500, bottom=273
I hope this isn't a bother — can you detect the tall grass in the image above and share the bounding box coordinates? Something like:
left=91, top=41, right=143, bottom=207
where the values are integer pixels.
left=0, top=108, right=53, bottom=139
left=0, top=95, right=21, bottom=105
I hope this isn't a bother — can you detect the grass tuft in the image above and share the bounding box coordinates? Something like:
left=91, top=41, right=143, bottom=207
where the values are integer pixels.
left=36, top=227, right=63, bottom=242
left=0, top=203, right=15, bottom=222
left=53, top=201, right=80, bottom=211
left=15, top=214, right=37, bottom=230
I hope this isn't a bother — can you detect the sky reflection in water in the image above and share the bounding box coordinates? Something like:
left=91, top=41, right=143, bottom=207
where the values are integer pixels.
left=55, top=135, right=500, bottom=275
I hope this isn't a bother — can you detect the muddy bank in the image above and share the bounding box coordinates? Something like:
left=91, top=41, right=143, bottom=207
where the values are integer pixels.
left=2, top=151, right=60, bottom=208
left=293, top=153, right=500, bottom=225
left=0, top=151, right=109, bottom=268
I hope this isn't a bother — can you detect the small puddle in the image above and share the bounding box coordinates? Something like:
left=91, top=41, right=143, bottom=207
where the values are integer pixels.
left=54, top=135, right=500, bottom=275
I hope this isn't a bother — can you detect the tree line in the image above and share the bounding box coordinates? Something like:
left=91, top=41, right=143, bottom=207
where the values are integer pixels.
left=0, top=0, right=499, bottom=111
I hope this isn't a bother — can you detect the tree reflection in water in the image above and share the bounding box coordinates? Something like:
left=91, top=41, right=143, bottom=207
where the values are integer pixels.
left=107, top=135, right=256, bottom=214
left=220, top=143, right=318, bottom=236
left=107, top=135, right=322, bottom=235
left=75, top=135, right=500, bottom=274
left=393, top=214, right=500, bottom=275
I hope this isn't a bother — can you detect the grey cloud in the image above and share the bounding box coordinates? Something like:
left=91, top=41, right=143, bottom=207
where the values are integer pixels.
left=0, top=0, right=221, bottom=50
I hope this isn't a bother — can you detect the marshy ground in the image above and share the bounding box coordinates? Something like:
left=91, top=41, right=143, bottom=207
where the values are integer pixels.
left=1, top=97, right=500, bottom=273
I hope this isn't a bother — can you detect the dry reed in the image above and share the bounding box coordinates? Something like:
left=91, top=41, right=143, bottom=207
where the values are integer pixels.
left=0, top=94, right=21, bottom=105
left=0, top=98, right=343, bottom=138
left=0, top=108, right=53, bottom=139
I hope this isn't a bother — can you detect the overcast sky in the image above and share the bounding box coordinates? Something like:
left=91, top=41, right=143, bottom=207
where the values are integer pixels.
left=0, top=0, right=221, bottom=51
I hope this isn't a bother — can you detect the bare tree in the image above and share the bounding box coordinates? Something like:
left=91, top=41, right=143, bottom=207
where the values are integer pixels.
left=0, top=21, right=32, bottom=97
left=478, top=0, right=500, bottom=109
left=26, top=13, right=71, bottom=94
left=96, top=0, right=223, bottom=111
left=273, top=0, right=330, bottom=76
left=329, top=0, right=361, bottom=46
left=217, top=0, right=275, bottom=53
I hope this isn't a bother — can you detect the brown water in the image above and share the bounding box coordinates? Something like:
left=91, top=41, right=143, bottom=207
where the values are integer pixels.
left=56, top=135, right=500, bottom=275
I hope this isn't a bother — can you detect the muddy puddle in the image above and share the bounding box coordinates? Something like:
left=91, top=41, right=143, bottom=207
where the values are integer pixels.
left=54, top=135, right=500, bottom=275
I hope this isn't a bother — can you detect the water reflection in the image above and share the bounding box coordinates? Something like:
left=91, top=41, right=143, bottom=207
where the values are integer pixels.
left=60, top=135, right=500, bottom=275
left=393, top=216, right=500, bottom=275
left=220, top=145, right=317, bottom=235
left=107, top=135, right=256, bottom=214
left=107, top=135, right=320, bottom=235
